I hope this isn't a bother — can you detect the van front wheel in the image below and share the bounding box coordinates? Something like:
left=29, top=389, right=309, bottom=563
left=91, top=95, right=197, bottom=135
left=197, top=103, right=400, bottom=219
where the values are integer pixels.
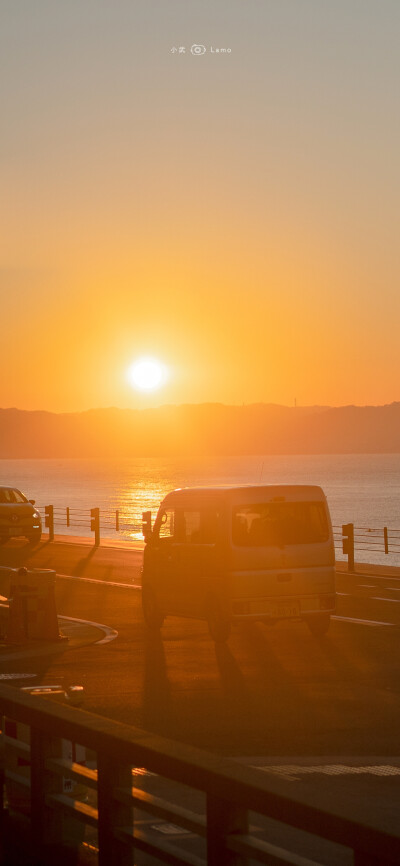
left=206, top=597, right=230, bottom=643
left=142, top=585, right=164, bottom=630
left=306, top=614, right=330, bottom=638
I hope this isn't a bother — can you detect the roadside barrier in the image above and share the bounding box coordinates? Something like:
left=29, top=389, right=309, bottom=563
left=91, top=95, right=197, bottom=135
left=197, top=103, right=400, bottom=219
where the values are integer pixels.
left=332, top=523, right=400, bottom=572
left=1, top=682, right=399, bottom=865
left=0, top=567, right=65, bottom=645
left=5, top=684, right=86, bottom=845
left=38, top=504, right=143, bottom=544
left=12, top=500, right=400, bottom=569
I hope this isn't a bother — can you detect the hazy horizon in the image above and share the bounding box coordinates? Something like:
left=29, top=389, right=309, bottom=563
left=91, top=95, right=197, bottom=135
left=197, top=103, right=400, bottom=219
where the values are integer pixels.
left=2, top=398, right=400, bottom=416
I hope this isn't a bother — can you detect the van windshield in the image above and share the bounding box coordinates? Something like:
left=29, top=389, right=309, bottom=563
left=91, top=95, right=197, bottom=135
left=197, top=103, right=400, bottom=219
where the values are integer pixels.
left=232, top=501, right=329, bottom=547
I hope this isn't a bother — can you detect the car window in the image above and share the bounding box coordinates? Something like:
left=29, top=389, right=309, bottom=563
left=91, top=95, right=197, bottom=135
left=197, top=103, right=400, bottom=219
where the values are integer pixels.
left=232, top=502, right=329, bottom=546
left=158, top=509, right=176, bottom=539
left=12, top=489, right=27, bottom=504
left=183, top=508, right=219, bottom=544
left=0, top=489, right=14, bottom=503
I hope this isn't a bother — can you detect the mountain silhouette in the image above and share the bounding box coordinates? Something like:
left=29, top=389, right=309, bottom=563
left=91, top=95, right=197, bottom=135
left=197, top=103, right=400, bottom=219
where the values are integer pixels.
left=0, top=402, right=399, bottom=457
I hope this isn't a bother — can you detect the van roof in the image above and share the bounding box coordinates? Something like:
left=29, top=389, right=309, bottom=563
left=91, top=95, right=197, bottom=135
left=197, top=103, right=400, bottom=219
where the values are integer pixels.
left=160, top=484, right=326, bottom=506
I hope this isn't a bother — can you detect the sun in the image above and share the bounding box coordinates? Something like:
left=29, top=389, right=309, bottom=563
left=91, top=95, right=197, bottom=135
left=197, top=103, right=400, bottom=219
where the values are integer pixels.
left=126, top=357, right=169, bottom=392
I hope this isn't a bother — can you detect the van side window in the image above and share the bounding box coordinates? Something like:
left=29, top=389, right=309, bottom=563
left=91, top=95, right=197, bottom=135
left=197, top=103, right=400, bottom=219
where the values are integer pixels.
left=158, top=509, right=175, bottom=539
left=233, top=502, right=329, bottom=546
left=183, top=509, right=219, bottom=544
left=183, top=511, right=201, bottom=542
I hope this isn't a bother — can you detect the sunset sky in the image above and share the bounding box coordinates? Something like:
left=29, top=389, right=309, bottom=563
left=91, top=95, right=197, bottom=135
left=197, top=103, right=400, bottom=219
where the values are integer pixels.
left=2, top=1, right=400, bottom=412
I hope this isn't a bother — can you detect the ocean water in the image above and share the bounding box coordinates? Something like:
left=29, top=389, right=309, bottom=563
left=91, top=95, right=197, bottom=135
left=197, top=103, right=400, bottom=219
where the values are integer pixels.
left=1, top=454, right=400, bottom=565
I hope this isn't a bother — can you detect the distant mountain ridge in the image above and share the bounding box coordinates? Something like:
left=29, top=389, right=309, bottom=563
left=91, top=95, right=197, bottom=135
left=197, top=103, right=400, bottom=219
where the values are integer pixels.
left=0, top=402, right=399, bottom=457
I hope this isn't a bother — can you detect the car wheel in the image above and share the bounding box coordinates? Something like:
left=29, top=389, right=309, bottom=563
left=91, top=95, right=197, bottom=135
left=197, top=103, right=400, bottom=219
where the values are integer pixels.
left=306, top=613, right=331, bottom=638
left=27, top=532, right=42, bottom=546
left=206, top=596, right=231, bottom=643
left=142, top=585, right=164, bottom=630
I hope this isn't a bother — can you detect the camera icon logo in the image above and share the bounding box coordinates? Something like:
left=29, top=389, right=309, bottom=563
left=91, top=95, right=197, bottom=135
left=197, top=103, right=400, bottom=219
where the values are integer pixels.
left=191, top=44, right=207, bottom=55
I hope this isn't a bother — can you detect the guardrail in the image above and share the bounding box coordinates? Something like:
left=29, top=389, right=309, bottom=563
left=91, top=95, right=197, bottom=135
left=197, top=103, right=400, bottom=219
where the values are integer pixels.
left=36, top=505, right=400, bottom=569
left=332, top=523, right=400, bottom=572
left=1, top=682, right=399, bottom=865
left=37, top=505, right=143, bottom=545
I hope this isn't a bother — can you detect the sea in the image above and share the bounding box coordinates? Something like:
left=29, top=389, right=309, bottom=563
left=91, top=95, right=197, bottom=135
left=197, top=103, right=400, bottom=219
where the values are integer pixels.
left=1, top=454, right=400, bottom=566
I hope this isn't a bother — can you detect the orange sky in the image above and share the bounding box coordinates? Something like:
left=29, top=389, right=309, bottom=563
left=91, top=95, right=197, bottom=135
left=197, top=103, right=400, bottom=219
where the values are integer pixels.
left=2, top=1, right=400, bottom=412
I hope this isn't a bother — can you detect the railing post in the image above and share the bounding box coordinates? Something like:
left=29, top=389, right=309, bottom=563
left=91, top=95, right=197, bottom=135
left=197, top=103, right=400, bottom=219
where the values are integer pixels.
left=44, top=505, right=54, bottom=542
left=116, top=510, right=120, bottom=531
left=342, top=523, right=355, bottom=573
left=0, top=715, right=4, bottom=816
left=207, top=793, right=248, bottom=866
left=384, top=526, right=389, bottom=554
left=66, top=507, right=70, bottom=528
left=30, top=727, right=63, bottom=858
left=90, top=507, right=100, bottom=547
left=97, top=754, right=133, bottom=866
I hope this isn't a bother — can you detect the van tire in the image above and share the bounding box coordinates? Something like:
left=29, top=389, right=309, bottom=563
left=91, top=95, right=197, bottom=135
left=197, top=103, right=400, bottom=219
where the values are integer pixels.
left=142, top=585, right=164, bottom=630
left=206, top=597, right=230, bottom=643
left=306, top=614, right=330, bottom=638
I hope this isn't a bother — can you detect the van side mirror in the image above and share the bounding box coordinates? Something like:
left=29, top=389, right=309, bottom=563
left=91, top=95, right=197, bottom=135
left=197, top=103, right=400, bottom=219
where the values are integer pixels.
left=142, top=511, right=152, bottom=542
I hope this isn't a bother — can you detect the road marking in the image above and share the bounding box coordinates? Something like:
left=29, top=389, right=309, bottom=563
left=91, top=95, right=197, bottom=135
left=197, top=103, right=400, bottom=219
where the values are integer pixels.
left=339, top=571, right=400, bottom=584
left=58, top=616, right=118, bottom=645
left=57, top=573, right=139, bottom=589
left=332, top=615, right=394, bottom=627
left=371, top=596, right=400, bottom=604
left=357, top=584, right=375, bottom=588
left=0, top=673, right=36, bottom=681
left=254, top=764, right=400, bottom=783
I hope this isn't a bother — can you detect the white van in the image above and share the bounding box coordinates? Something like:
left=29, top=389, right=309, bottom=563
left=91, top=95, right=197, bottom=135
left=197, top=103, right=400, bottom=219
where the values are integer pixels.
left=141, top=485, right=336, bottom=642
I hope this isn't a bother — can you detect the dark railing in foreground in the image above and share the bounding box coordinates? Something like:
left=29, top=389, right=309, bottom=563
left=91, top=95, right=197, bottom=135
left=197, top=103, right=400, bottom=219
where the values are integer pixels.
left=1, top=683, right=399, bottom=866
left=37, top=504, right=400, bottom=568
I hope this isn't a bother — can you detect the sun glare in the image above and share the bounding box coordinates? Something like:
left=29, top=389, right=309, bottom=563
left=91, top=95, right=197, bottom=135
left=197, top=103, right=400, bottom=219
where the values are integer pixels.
left=127, top=357, right=169, bottom=392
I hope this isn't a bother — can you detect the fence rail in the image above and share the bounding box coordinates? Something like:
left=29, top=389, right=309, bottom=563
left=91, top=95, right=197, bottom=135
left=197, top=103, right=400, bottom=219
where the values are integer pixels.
left=1, top=683, right=400, bottom=865
left=37, top=504, right=143, bottom=546
left=332, top=523, right=399, bottom=570
left=36, top=505, right=400, bottom=568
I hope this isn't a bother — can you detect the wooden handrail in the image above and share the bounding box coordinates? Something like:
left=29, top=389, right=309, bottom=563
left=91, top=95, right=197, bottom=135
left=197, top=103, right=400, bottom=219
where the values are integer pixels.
left=1, top=682, right=400, bottom=865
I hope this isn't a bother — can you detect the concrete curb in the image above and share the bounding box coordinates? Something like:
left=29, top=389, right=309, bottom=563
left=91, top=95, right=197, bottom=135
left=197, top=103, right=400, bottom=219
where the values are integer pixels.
left=0, top=615, right=113, bottom=661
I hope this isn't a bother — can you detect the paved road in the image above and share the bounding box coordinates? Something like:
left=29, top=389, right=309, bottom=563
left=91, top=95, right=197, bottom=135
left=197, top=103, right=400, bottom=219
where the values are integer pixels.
left=2, top=538, right=400, bottom=864
left=1, top=538, right=400, bottom=757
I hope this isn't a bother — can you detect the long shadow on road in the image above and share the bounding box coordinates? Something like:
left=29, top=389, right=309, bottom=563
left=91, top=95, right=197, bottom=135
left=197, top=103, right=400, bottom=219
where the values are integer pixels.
left=0, top=650, right=66, bottom=689
left=142, top=631, right=173, bottom=738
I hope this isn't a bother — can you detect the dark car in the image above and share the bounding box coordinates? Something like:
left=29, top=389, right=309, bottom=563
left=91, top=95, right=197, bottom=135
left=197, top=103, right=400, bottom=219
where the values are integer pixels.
left=0, top=486, right=42, bottom=545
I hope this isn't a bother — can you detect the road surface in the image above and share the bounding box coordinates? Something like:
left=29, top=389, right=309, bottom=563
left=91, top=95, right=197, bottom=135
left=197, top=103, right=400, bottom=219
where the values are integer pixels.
left=2, top=538, right=400, bottom=864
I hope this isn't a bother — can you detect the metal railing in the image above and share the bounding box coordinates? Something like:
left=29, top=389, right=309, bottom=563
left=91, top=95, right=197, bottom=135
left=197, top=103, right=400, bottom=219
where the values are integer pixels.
left=37, top=505, right=143, bottom=545
left=35, top=505, right=400, bottom=570
left=332, top=523, right=400, bottom=571
left=1, top=682, right=400, bottom=865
